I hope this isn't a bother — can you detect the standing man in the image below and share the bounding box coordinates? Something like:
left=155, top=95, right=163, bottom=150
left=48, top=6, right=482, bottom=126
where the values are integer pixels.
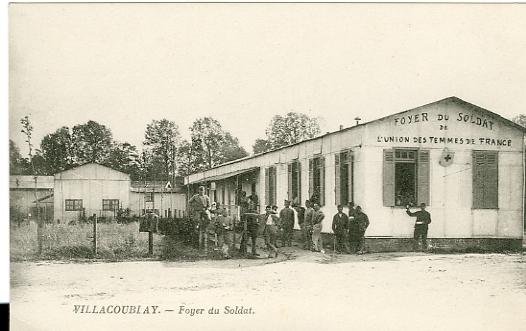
left=188, top=186, right=211, bottom=251
left=347, top=202, right=358, bottom=253
left=311, top=203, right=325, bottom=253
left=216, top=209, right=234, bottom=259
left=263, top=205, right=279, bottom=258
left=279, top=200, right=295, bottom=247
left=248, top=191, right=259, bottom=212
left=354, top=206, right=370, bottom=254
left=303, top=200, right=314, bottom=250
left=406, top=203, right=432, bottom=251
left=239, top=211, right=260, bottom=257
left=293, top=200, right=306, bottom=248
left=332, top=205, right=349, bottom=253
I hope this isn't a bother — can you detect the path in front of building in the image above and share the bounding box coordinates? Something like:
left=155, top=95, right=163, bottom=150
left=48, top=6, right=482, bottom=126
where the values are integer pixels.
left=10, top=249, right=526, bottom=331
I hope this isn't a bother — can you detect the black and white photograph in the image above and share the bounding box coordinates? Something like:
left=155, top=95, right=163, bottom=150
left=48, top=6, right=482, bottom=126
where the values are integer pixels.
left=8, top=3, right=526, bottom=331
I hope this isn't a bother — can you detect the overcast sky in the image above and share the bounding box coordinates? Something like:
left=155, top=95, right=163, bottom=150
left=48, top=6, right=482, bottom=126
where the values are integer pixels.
left=9, top=3, right=526, bottom=155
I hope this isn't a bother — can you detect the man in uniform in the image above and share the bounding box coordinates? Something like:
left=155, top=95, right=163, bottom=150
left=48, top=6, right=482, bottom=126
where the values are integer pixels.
left=239, top=211, right=261, bottom=257
left=332, top=205, right=349, bottom=253
left=293, top=199, right=306, bottom=249
left=188, top=186, right=211, bottom=251
left=311, top=203, right=325, bottom=253
left=263, top=205, right=279, bottom=258
left=303, top=200, right=314, bottom=250
left=406, top=203, right=432, bottom=251
left=347, top=202, right=359, bottom=253
left=216, top=209, right=234, bottom=259
left=279, top=200, right=295, bottom=247
left=354, top=206, right=370, bottom=254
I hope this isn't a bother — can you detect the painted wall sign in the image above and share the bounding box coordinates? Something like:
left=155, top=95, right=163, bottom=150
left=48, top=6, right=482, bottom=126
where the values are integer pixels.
left=393, top=112, right=495, bottom=131
left=376, top=135, right=513, bottom=147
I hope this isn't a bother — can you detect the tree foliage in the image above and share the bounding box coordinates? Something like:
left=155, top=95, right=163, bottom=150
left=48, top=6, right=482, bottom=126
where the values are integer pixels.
left=37, top=121, right=141, bottom=177
left=252, top=138, right=272, bottom=154
left=104, top=142, right=141, bottom=180
left=512, top=114, right=526, bottom=128
left=9, top=140, right=30, bottom=175
left=254, top=112, right=321, bottom=153
left=71, top=120, right=113, bottom=165
left=188, top=117, right=248, bottom=173
left=143, top=119, right=181, bottom=180
left=39, top=126, right=74, bottom=174
left=176, top=140, right=198, bottom=177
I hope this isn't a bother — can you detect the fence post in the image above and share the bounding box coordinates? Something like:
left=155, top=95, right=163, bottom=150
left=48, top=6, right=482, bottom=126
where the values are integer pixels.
left=93, top=214, right=97, bottom=256
left=149, top=231, right=153, bottom=255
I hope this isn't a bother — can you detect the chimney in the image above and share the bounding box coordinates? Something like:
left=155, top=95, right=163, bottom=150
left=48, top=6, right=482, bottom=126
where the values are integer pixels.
left=354, top=117, right=361, bottom=126
left=339, top=125, right=344, bottom=130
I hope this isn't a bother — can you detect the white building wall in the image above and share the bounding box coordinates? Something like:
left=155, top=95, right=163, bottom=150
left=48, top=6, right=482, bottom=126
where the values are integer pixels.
left=129, top=192, right=187, bottom=218
left=54, top=164, right=130, bottom=222
left=186, top=98, right=524, bottom=240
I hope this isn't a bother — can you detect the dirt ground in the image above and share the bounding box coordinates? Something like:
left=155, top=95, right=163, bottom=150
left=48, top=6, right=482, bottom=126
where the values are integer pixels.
left=10, top=247, right=526, bottom=331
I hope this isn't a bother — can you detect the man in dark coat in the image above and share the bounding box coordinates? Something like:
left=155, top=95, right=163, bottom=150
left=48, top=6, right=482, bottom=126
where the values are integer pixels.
left=354, top=206, right=370, bottom=254
left=332, top=205, right=349, bottom=253
left=279, top=200, right=295, bottom=247
left=406, top=203, right=432, bottom=251
left=239, top=211, right=260, bottom=257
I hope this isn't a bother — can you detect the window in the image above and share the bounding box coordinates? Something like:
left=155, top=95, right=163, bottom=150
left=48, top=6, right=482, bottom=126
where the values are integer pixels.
left=103, top=199, right=120, bottom=211
left=288, top=161, right=301, bottom=203
left=383, top=149, right=429, bottom=207
left=265, top=166, right=277, bottom=206
left=65, top=199, right=83, bottom=211
left=335, top=151, right=353, bottom=205
left=145, top=192, right=154, bottom=202
left=309, top=156, right=325, bottom=206
left=472, top=151, right=498, bottom=209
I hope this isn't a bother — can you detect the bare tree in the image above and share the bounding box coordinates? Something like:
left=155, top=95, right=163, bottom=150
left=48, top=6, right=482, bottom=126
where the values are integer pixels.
left=21, top=115, right=42, bottom=254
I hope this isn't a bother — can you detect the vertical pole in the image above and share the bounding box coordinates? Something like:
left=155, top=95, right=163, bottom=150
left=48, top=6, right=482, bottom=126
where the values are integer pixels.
left=149, top=229, right=154, bottom=256
left=93, top=214, right=97, bottom=256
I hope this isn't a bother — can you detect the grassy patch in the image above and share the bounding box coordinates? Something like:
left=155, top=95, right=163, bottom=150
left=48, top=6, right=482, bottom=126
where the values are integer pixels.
left=10, top=221, right=163, bottom=261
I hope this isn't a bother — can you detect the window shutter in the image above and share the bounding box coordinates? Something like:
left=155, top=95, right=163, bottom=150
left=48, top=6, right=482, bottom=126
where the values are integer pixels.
left=335, top=153, right=341, bottom=205
left=287, top=163, right=293, bottom=201
left=417, top=150, right=430, bottom=206
left=348, top=152, right=354, bottom=204
left=383, top=149, right=395, bottom=207
left=309, top=159, right=314, bottom=201
left=272, top=167, right=277, bottom=206
left=485, top=152, right=498, bottom=209
left=472, top=152, right=485, bottom=209
left=319, top=156, right=325, bottom=206
left=265, top=167, right=270, bottom=206
left=296, top=161, right=302, bottom=203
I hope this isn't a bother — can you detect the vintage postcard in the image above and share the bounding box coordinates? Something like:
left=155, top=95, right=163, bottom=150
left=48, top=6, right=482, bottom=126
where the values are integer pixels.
left=8, top=3, right=526, bottom=331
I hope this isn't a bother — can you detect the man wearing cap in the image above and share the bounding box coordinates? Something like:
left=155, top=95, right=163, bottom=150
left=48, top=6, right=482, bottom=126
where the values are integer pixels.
left=279, top=200, right=295, bottom=247
left=188, top=186, right=211, bottom=250
left=311, top=203, right=325, bottom=253
left=406, top=203, right=432, bottom=251
left=263, top=205, right=279, bottom=258
left=303, top=200, right=314, bottom=250
left=216, top=209, right=234, bottom=258
left=332, top=205, right=349, bottom=253
left=354, top=206, right=370, bottom=254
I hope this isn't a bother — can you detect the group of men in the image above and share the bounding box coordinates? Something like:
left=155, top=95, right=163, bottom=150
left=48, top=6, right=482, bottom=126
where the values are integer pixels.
left=331, top=203, right=370, bottom=254
left=187, top=185, right=433, bottom=259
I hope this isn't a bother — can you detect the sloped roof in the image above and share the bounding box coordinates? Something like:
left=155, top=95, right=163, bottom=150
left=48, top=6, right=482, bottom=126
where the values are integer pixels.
left=10, top=176, right=54, bottom=190
left=54, top=163, right=130, bottom=181
left=130, top=180, right=186, bottom=193
left=188, top=96, right=526, bottom=177
left=369, top=97, right=526, bottom=133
